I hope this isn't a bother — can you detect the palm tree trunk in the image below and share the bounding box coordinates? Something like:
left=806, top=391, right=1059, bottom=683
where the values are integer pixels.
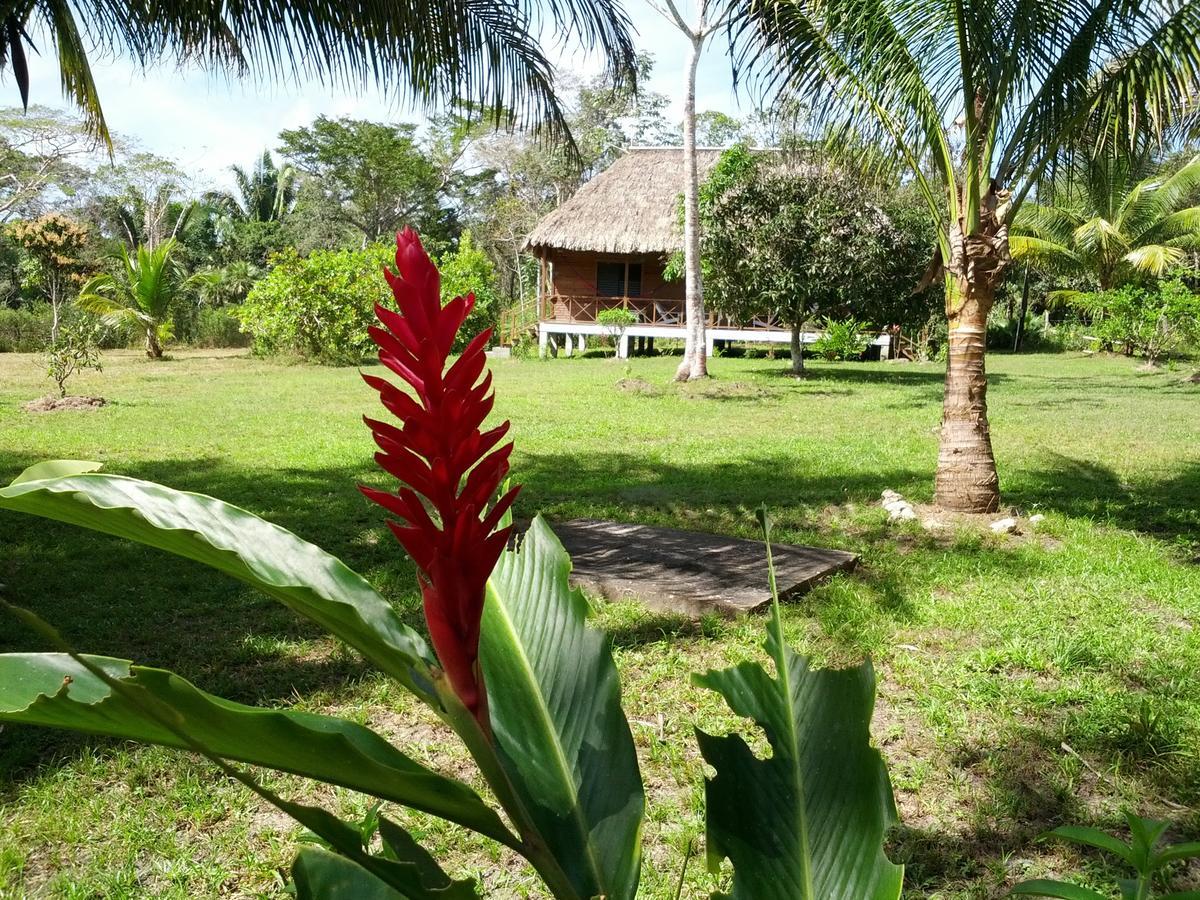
left=936, top=273, right=999, bottom=512
left=146, top=327, right=163, bottom=358
left=674, top=32, right=709, bottom=382
left=935, top=216, right=1005, bottom=513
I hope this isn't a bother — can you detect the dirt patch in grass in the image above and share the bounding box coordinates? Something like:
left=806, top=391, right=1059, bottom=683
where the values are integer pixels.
left=22, top=394, right=106, bottom=412
left=616, top=377, right=662, bottom=396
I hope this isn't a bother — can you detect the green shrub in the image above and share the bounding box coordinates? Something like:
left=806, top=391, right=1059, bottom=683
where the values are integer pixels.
left=811, top=317, right=871, bottom=361
left=237, top=245, right=391, bottom=364
left=436, top=231, right=499, bottom=348
left=238, top=234, right=499, bottom=364
left=1075, top=277, right=1200, bottom=362
left=192, top=307, right=251, bottom=348
left=597, top=307, right=637, bottom=352
left=0, top=304, right=52, bottom=352
left=987, top=313, right=1089, bottom=353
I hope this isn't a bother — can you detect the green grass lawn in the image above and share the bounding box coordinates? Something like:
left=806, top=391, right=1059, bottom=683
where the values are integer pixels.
left=1, top=347, right=1198, bottom=899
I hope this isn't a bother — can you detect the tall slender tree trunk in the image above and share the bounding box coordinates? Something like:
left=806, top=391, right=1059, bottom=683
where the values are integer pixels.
left=790, top=321, right=805, bottom=374
left=934, top=219, right=1006, bottom=513
left=1013, top=266, right=1030, bottom=352
left=674, top=33, right=709, bottom=382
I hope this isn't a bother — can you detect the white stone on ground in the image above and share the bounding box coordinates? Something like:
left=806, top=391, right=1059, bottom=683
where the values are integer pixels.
left=880, top=489, right=916, bottom=523
left=990, top=517, right=1018, bottom=534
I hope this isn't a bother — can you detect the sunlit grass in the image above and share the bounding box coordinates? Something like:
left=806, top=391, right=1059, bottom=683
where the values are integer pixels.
left=1, top=347, right=1198, bottom=898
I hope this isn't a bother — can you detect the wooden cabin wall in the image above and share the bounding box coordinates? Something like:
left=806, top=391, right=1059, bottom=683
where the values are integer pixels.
left=545, top=250, right=682, bottom=300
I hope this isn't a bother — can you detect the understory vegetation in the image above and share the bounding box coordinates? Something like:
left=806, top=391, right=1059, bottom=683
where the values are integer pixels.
left=1, top=349, right=1197, bottom=898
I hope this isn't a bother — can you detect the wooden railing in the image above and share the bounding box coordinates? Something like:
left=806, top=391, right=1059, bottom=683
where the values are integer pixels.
left=540, top=295, right=785, bottom=331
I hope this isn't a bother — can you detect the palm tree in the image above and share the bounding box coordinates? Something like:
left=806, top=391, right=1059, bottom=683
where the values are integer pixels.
left=200, top=260, right=261, bottom=306
left=0, top=2, right=636, bottom=150
left=77, top=238, right=210, bottom=358
left=1013, top=152, right=1200, bottom=297
left=210, top=152, right=297, bottom=223
left=730, top=0, right=1200, bottom=512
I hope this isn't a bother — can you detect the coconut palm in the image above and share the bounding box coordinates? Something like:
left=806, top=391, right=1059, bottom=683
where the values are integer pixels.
left=730, top=0, right=1200, bottom=512
left=77, top=238, right=210, bottom=358
left=1013, top=152, right=1200, bottom=297
left=0, top=1, right=635, bottom=149
left=210, top=152, right=297, bottom=224
left=200, top=260, right=261, bottom=306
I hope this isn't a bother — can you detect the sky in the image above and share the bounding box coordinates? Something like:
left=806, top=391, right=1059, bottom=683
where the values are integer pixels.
left=12, top=1, right=751, bottom=191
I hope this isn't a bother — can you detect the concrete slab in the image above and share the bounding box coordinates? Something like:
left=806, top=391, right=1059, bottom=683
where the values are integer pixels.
left=549, top=518, right=858, bottom=616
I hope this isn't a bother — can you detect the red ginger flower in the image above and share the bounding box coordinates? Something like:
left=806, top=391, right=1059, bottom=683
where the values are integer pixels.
left=360, top=227, right=519, bottom=724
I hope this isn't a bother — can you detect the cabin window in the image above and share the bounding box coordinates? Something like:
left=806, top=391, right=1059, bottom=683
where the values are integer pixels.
left=596, top=261, right=643, bottom=297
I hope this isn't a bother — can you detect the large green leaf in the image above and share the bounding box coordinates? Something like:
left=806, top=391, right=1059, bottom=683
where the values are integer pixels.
left=291, top=819, right=480, bottom=900
left=1008, top=881, right=1108, bottom=900
left=479, top=516, right=644, bottom=900
left=0, top=652, right=513, bottom=844
left=694, top=616, right=903, bottom=900
left=0, top=463, right=437, bottom=702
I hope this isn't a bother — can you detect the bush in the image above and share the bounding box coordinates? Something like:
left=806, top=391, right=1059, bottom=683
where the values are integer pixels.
left=811, top=317, right=871, bottom=361
left=0, top=304, right=52, bottom=352
left=987, top=313, right=1088, bottom=353
left=597, top=307, right=637, bottom=352
left=238, top=245, right=391, bottom=364
left=192, top=307, right=251, bottom=348
left=1075, top=278, right=1200, bottom=362
left=238, top=235, right=499, bottom=364
left=436, top=231, right=499, bottom=347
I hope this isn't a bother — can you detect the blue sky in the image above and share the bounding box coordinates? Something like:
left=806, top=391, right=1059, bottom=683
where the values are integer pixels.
left=15, top=1, right=750, bottom=190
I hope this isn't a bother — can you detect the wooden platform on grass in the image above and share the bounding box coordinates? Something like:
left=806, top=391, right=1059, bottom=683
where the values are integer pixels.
left=551, top=519, right=858, bottom=616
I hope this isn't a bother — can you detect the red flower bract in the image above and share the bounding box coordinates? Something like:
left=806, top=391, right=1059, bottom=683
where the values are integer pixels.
left=360, top=227, right=519, bottom=725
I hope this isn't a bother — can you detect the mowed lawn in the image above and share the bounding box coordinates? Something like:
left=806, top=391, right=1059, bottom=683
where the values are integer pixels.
left=1, top=347, right=1198, bottom=899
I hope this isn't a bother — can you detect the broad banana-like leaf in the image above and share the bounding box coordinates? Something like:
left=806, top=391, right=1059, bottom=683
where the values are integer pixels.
left=293, top=849, right=410, bottom=900
left=1009, top=882, right=1108, bottom=899
left=0, top=652, right=513, bottom=844
left=480, top=516, right=644, bottom=900
left=292, top=827, right=478, bottom=900
left=0, top=463, right=437, bottom=703
left=695, top=615, right=903, bottom=900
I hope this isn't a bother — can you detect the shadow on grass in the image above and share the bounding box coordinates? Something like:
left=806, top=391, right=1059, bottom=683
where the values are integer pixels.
left=1010, top=455, right=1200, bottom=543
left=3, top=444, right=1198, bottom=813
left=893, top=715, right=1200, bottom=895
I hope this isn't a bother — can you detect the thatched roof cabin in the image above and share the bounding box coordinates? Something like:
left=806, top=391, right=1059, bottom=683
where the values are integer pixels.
left=525, top=148, right=724, bottom=256
left=523, top=147, right=887, bottom=360
left=525, top=148, right=729, bottom=337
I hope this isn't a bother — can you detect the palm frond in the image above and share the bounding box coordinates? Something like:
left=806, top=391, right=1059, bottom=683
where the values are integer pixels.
left=728, top=0, right=957, bottom=250
left=5, top=0, right=638, bottom=152
left=1120, top=153, right=1200, bottom=236
left=1072, top=215, right=1127, bottom=257
left=1009, top=233, right=1084, bottom=274
left=1124, top=243, right=1185, bottom=275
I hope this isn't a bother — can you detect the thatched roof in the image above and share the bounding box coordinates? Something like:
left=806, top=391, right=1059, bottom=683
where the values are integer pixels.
left=525, top=148, right=725, bottom=256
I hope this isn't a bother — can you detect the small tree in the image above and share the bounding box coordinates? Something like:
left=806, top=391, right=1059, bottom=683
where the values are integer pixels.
left=697, top=147, right=909, bottom=374
left=597, top=307, right=638, bottom=355
left=9, top=213, right=91, bottom=344
left=45, top=315, right=103, bottom=398
left=77, top=238, right=206, bottom=358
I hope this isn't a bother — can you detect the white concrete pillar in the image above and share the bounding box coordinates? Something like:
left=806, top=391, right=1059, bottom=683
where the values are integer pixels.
left=577, top=334, right=586, bottom=353
left=538, top=327, right=549, bottom=358
left=564, top=333, right=574, bottom=357
left=618, top=333, right=630, bottom=359
left=705, top=333, right=715, bottom=358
